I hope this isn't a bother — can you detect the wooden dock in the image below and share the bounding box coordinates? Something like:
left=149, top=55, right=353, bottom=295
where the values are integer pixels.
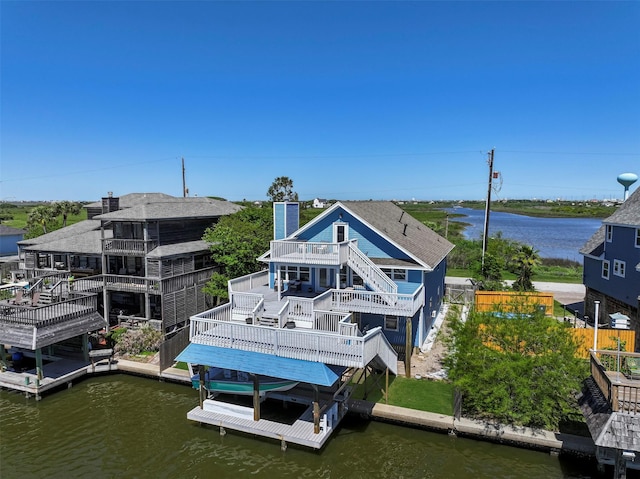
left=186, top=396, right=343, bottom=449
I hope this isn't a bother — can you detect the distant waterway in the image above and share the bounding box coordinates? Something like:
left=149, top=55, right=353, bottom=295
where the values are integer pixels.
left=448, top=208, right=602, bottom=263
left=0, top=374, right=602, bottom=478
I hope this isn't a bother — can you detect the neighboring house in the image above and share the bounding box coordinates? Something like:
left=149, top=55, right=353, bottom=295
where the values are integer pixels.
left=312, top=198, right=328, bottom=209
left=0, top=225, right=25, bottom=257
left=581, top=186, right=640, bottom=351
left=2, top=192, right=241, bottom=374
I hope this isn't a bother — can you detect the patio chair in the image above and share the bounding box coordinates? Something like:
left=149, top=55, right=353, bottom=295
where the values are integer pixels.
left=30, top=291, right=41, bottom=307
left=10, top=290, right=27, bottom=305
left=627, top=357, right=640, bottom=380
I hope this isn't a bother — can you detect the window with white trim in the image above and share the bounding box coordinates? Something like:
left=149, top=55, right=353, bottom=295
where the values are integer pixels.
left=283, top=266, right=310, bottom=282
left=606, top=225, right=613, bottom=242
left=381, top=268, right=407, bottom=281
left=333, top=223, right=348, bottom=243
left=613, top=259, right=626, bottom=278
left=384, top=315, right=399, bottom=331
left=602, top=260, right=610, bottom=279
left=636, top=228, right=640, bottom=248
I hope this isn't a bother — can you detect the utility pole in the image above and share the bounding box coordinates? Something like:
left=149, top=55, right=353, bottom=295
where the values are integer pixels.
left=182, top=157, right=188, bottom=198
left=481, top=148, right=495, bottom=269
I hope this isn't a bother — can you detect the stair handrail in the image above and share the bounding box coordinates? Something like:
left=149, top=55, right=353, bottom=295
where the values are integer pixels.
left=347, top=243, right=397, bottom=296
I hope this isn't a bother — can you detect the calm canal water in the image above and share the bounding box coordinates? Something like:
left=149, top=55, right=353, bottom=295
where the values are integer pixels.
left=0, top=374, right=605, bottom=478
left=448, top=207, right=602, bottom=263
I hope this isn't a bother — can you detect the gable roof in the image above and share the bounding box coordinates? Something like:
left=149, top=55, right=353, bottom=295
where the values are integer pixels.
left=300, top=201, right=454, bottom=270
left=95, top=198, right=242, bottom=221
left=580, top=186, right=640, bottom=256
left=604, top=186, right=640, bottom=227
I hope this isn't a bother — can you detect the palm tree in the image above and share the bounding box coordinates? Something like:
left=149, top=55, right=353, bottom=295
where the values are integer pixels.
left=27, top=205, right=56, bottom=235
left=511, top=245, right=540, bottom=291
left=53, top=201, right=82, bottom=227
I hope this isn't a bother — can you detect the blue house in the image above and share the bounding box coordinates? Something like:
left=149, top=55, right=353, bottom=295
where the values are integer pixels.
left=177, top=201, right=454, bottom=447
left=581, top=187, right=640, bottom=351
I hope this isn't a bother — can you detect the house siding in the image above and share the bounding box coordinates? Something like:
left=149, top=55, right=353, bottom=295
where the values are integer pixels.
left=300, top=209, right=413, bottom=262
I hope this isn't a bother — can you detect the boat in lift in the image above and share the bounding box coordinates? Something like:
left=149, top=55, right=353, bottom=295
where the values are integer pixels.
left=191, top=367, right=299, bottom=397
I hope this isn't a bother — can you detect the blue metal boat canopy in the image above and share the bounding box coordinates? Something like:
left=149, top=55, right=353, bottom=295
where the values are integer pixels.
left=176, top=343, right=343, bottom=387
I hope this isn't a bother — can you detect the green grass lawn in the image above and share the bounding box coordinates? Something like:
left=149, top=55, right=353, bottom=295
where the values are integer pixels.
left=350, top=372, right=454, bottom=416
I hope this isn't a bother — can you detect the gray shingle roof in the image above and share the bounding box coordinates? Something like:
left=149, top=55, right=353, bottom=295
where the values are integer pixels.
left=83, top=192, right=176, bottom=209
left=579, top=225, right=605, bottom=256
left=578, top=377, right=640, bottom=452
left=18, top=220, right=102, bottom=247
left=605, top=187, right=640, bottom=227
left=580, top=187, right=640, bottom=256
left=24, top=228, right=110, bottom=255
left=95, top=198, right=241, bottom=221
left=339, top=201, right=455, bottom=270
left=147, top=240, right=210, bottom=258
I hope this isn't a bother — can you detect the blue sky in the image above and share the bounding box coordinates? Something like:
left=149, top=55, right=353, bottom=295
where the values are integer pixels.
left=2, top=1, right=639, bottom=202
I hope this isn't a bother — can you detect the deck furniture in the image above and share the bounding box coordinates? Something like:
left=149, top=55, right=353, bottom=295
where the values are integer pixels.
left=627, top=357, right=640, bottom=380
left=30, top=291, right=41, bottom=307
left=10, top=290, right=28, bottom=305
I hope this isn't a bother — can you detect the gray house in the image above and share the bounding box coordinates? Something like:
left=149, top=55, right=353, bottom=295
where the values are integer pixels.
left=2, top=193, right=241, bottom=374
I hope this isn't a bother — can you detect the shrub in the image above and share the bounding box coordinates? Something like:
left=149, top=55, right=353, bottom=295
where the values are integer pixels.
left=113, top=327, right=163, bottom=356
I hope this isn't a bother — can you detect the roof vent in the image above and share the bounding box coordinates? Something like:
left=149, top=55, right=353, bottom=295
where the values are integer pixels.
left=403, top=223, right=408, bottom=236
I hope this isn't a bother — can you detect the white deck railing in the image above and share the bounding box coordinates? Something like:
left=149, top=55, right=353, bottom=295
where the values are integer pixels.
left=189, top=316, right=373, bottom=369
left=347, top=243, right=397, bottom=297
left=362, top=327, right=398, bottom=375
left=231, top=292, right=264, bottom=318
left=331, top=284, right=424, bottom=317
left=228, top=270, right=269, bottom=293
left=270, top=240, right=350, bottom=266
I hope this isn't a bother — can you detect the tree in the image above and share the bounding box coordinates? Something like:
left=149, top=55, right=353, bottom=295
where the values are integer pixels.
left=266, top=176, right=298, bottom=202
left=511, top=245, right=540, bottom=291
left=53, top=201, right=82, bottom=227
left=202, top=206, right=273, bottom=304
left=26, top=205, right=56, bottom=235
left=444, top=309, right=585, bottom=430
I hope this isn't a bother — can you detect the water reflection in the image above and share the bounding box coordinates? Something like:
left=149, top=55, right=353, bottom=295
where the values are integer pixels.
left=448, top=207, right=601, bottom=262
left=0, top=375, right=604, bottom=478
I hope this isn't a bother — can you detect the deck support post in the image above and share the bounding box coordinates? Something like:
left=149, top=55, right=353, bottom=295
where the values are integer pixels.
left=35, top=348, right=43, bottom=380
left=405, top=317, right=412, bottom=377
left=82, top=332, right=90, bottom=363
left=253, top=374, right=260, bottom=421
left=313, top=385, right=320, bottom=434
left=198, top=366, right=205, bottom=409
left=385, top=367, right=389, bottom=404
left=0, top=344, right=7, bottom=370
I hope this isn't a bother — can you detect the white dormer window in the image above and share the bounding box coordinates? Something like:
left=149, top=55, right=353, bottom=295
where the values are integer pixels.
left=613, top=259, right=626, bottom=278
left=333, top=223, right=348, bottom=243
left=606, top=225, right=613, bottom=242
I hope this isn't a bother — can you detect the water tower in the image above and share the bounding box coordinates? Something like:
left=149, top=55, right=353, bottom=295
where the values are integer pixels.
left=617, top=173, right=638, bottom=201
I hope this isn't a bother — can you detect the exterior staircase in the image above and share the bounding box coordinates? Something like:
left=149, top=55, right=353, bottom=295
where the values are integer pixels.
left=347, top=243, right=397, bottom=303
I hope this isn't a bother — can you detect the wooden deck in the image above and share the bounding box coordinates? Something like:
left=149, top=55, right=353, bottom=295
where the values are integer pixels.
left=590, top=350, right=640, bottom=414
left=186, top=396, right=343, bottom=449
left=0, top=356, right=112, bottom=399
